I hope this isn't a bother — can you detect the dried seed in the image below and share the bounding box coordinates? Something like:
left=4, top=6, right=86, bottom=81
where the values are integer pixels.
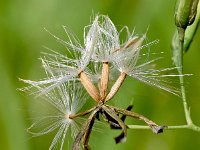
left=79, top=71, right=100, bottom=102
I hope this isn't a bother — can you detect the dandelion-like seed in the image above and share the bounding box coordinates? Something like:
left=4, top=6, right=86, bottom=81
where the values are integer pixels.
left=27, top=81, right=88, bottom=149
left=21, top=15, right=188, bottom=150
left=20, top=16, right=99, bottom=96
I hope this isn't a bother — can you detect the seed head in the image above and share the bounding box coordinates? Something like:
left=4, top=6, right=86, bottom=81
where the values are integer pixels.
left=27, top=81, right=88, bottom=149
left=19, top=14, right=190, bottom=150
left=20, top=16, right=99, bottom=96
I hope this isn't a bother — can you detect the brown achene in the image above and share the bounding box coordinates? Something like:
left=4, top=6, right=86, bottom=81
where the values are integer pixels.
left=69, top=61, right=167, bottom=150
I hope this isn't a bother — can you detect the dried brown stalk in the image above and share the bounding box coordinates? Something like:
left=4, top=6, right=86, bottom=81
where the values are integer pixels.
left=102, top=105, right=127, bottom=143
left=69, top=106, right=96, bottom=119
left=72, top=107, right=100, bottom=150
left=107, top=105, right=167, bottom=134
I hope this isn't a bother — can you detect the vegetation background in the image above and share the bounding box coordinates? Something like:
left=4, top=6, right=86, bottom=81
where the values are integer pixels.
left=0, top=0, right=200, bottom=150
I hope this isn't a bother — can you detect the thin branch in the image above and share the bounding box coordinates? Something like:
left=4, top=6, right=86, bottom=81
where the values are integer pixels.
left=69, top=106, right=96, bottom=119
left=102, top=105, right=127, bottom=143
left=72, top=107, right=100, bottom=150
left=128, top=124, right=200, bottom=131
left=108, top=105, right=166, bottom=134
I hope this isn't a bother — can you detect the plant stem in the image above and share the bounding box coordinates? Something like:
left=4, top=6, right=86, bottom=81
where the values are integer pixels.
left=176, top=27, right=200, bottom=131
left=179, top=74, right=193, bottom=125
left=128, top=124, right=200, bottom=131
left=176, top=33, right=193, bottom=125
left=172, top=0, right=200, bottom=132
left=69, top=106, right=96, bottom=119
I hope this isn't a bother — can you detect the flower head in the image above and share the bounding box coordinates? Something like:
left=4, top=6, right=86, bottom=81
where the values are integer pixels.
left=90, top=15, right=184, bottom=96
left=113, top=34, right=182, bottom=96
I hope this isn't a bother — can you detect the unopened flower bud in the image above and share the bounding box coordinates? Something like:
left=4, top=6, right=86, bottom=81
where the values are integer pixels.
left=175, top=0, right=199, bottom=29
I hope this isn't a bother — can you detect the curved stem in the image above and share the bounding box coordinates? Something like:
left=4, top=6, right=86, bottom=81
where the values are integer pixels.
left=172, top=21, right=200, bottom=130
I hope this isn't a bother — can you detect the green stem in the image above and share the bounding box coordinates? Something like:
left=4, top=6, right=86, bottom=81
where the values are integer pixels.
left=179, top=75, right=193, bottom=125
left=175, top=28, right=195, bottom=127
left=128, top=124, right=200, bottom=131
left=177, top=34, right=193, bottom=125
left=171, top=26, right=200, bottom=131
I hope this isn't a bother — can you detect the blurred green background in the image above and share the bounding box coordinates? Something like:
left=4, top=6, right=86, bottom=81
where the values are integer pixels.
left=0, top=0, right=200, bottom=150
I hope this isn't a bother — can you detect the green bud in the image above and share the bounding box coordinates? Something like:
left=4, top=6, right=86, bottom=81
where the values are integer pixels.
left=188, top=0, right=199, bottom=25
left=175, top=0, right=199, bottom=29
left=184, top=1, right=200, bottom=52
